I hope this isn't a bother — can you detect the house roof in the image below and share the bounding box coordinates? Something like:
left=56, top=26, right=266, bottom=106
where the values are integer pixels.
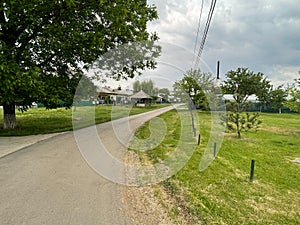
left=130, top=90, right=152, bottom=99
left=97, top=87, right=136, bottom=96
left=97, top=87, right=115, bottom=94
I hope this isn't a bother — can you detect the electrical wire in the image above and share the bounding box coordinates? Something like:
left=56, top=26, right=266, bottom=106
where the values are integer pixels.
left=193, top=0, right=204, bottom=56
left=197, top=0, right=216, bottom=62
left=194, top=0, right=217, bottom=69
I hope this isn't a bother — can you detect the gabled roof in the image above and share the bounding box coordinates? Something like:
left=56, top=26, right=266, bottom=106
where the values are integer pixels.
left=97, top=87, right=115, bottom=94
left=97, top=87, right=135, bottom=96
left=130, top=90, right=152, bottom=99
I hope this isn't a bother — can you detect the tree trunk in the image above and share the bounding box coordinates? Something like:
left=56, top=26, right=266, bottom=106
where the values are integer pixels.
left=237, top=130, right=241, bottom=139
left=279, top=108, right=282, bottom=114
left=3, top=103, right=17, bottom=129
left=235, top=112, right=241, bottom=138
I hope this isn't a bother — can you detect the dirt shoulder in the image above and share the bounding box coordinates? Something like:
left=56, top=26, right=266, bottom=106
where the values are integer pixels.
left=121, top=151, right=174, bottom=225
left=122, top=184, right=174, bottom=225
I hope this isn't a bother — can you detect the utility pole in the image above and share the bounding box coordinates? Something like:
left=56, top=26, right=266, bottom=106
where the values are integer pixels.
left=216, top=60, right=221, bottom=87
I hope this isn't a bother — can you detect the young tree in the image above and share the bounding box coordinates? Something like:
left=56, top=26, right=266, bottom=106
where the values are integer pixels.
left=0, top=0, right=159, bottom=128
left=222, top=68, right=271, bottom=138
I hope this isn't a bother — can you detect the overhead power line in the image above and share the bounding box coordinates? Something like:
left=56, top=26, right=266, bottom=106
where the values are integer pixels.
left=193, top=0, right=204, bottom=56
left=194, top=0, right=217, bottom=69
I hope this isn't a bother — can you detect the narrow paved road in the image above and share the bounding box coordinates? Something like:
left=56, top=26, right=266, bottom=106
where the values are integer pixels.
left=0, top=106, right=175, bottom=225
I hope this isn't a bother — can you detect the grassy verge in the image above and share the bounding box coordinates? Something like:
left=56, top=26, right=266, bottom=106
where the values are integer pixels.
left=129, top=109, right=181, bottom=164
left=0, top=104, right=170, bottom=136
left=130, top=111, right=300, bottom=224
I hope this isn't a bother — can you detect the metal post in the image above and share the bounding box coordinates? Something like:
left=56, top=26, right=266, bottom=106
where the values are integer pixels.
left=250, top=160, right=255, bottom=182
left=216, top=61, right=221, bottom=88
left=198, top=134, right=201, bottom=145
left=217, top=61, right=220, bottom=79
left=213, top=142, right=217, bottom=157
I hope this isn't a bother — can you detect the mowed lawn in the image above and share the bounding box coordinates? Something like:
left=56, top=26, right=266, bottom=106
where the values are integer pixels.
left=131, top=110, right=300, bottom=224
left=0, top=104, right=170, bottom=136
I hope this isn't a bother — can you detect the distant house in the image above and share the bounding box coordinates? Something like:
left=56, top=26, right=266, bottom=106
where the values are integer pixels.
left=155, top=95, right=164, bottom=103
left=97, top=87, right=156, bottom=106
left=97, top=87, right=133, bottom=105
left=130, top=90, right=152, bottom=107
left=168, top=95, right=181, bottom=103
left=97, top=87, right=116, bottom=104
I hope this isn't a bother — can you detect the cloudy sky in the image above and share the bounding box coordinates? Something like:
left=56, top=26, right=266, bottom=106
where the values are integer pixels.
left=104, top=0, right=300, bottom=90
left=146, top=0, right=300, bottom=87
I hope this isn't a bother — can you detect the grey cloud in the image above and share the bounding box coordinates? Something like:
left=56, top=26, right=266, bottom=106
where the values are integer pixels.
left=146, top=0, right=300, bottom=86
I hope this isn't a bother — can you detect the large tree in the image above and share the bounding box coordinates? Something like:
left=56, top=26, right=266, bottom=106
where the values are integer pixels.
left=0, top=0, right=159, bottom=128
left=173, top=69, right=214, bottom=110
left=222, top=67, right=271, bottom=138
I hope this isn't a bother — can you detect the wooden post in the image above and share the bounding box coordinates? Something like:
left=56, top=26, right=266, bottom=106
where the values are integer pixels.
left=250, top=160, right=255, bottom=182
left=198, top=134, right=201, bottom=145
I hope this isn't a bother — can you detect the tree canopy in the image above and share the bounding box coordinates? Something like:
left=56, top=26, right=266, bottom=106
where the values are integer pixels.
left=0, top=0, right=159, bottom=128
left=285, top=78, right=300, bottom=113
left=268, top=85, right=288, bottom=114
left=173, top=69, right=214, bottom=110
left=222, top=68, right=271, bottom=105
left=133, top=79, right=155, bottom=95
left=222, top=68, right=271, bottom=138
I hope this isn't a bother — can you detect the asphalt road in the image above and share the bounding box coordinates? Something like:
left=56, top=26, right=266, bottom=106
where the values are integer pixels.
left=0, top=105, right=175, bottom=225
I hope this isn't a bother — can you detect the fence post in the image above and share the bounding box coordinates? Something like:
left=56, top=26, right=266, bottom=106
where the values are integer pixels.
left=250, top=159, right=255, bottom=182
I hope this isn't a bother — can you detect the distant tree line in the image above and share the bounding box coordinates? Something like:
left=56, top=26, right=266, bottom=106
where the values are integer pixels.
left=133, top=80, right=170, bottom=103
left=173, top=67, right=300, bottom=138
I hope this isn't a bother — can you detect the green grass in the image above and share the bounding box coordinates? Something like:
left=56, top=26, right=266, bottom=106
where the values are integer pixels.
left=130, top=111, right=300, bottom=224
left=129, top=109, right=181, bottom=164
left=0, top=104, right=170, bottom=136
